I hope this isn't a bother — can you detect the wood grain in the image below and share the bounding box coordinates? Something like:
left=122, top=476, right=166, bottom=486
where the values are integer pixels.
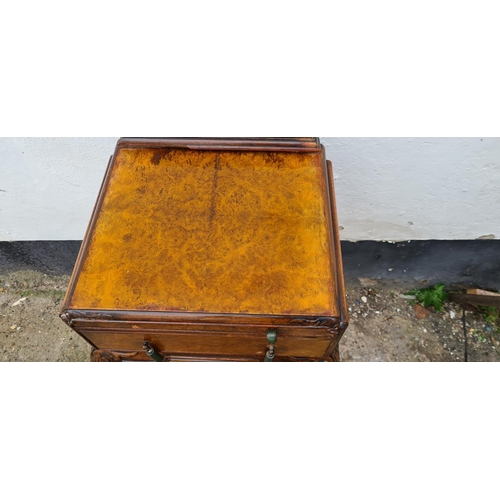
left=84, top=332, right=332, bottom=357
left=60, top=138, right=349, bottom=362
left=68, top=147, right=336, bottom=316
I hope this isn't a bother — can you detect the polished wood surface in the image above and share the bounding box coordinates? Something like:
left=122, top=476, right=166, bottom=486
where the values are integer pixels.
left=84, top=332, right=332, bottom=358
left=60, top=138, right=348, bottom=361
left=117, top=137, right=321, bottom=152
left=68, top=146, right=337, bottom=316
left=89, top=349, right=336, bottom=362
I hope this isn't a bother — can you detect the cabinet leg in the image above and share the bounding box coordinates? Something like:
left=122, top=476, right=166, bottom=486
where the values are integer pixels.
left=329, top=346, right=340, bottom=362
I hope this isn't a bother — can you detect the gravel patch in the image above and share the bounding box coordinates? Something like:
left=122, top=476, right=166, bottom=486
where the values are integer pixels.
left=1, top=271, right=498, bottom=362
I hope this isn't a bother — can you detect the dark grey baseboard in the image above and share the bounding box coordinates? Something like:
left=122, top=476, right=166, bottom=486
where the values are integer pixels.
left=341, top=240, right=500, bottom=289
left=0, top=241, right=82, bottom=276
left=1, top=240, right=499, bottom=290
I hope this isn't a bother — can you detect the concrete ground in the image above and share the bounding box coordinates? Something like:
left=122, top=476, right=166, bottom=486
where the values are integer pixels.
left=1, top=270, right=499, bottom=362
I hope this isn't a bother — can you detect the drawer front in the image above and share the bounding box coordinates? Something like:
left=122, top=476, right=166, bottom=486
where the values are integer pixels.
left=83, top=331, right=332, bottom=358
left=72, top=319, right=331, bottom=337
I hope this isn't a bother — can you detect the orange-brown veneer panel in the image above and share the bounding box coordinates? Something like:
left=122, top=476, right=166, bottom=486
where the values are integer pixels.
left=70, top=148, right=336, bottom=316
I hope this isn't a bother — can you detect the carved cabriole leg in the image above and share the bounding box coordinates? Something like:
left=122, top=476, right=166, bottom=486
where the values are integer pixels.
left=328, top=322, right=348, bottom=362
left=330, top=346, right=340, bottom=362
left=90, top=349, right=139, bottom=362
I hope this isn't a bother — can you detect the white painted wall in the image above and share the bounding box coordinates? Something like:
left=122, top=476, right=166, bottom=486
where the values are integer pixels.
left=0, top=138, right=119, bottom=241
left=1, top=137, right=499, bottom=241
left=323, top=137, right=500, bottom=241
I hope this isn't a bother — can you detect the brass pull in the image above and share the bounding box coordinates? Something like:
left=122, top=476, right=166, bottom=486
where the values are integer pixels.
left=264, top=329, right=278, bottom=362
left=143, top=341, right=165, bottom=362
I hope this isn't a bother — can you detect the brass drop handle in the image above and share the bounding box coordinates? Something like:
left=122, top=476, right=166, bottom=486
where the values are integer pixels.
left=143, top=341, right=165, bottom=362
left=264, top=329, right=278, bottom=362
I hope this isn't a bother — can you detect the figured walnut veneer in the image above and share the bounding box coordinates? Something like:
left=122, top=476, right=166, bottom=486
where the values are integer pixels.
left=61, top=138, right=348, bottom=361
left=69, top=148, right=337, bottom=316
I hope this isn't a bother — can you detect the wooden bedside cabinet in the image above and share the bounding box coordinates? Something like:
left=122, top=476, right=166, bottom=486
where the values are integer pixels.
left=60, top=138, right=348, bottom=361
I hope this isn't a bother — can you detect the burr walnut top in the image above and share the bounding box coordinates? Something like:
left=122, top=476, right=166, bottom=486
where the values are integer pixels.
left=67, top=141, right=339, bottom=317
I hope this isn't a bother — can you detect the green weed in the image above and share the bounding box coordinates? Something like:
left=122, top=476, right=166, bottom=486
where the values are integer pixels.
left=408, top=284, right=449, bottom=312
left=476, top=305, right=500, bottom=335
left=481, top=306, right=499, bottom=325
